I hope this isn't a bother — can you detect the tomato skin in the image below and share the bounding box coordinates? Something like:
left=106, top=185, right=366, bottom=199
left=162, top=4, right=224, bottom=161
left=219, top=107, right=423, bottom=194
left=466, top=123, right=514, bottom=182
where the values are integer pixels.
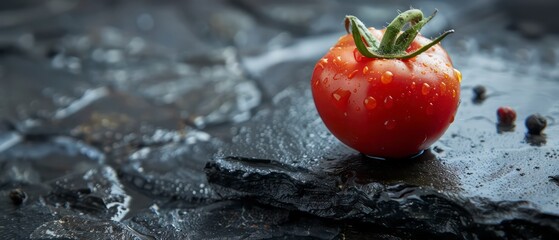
left=311, top=29, right=461, bottom=158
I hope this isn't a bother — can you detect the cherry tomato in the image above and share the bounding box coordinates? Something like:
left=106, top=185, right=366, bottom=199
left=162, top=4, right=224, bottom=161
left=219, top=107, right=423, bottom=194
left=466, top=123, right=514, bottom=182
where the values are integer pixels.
left=311, top=10, right=461, bottom=158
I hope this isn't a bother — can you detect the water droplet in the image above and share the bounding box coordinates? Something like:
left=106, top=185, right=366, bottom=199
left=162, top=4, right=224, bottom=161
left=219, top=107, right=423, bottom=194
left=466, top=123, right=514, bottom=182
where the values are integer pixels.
left=411, top=82, right=416, bottom=89
left=426, top=102, right=434, bottom=115
left=440, top=82, right=447, bottom=95
left=348, top=70, right=358, bottom=79
left=381, top=71, right=393, bottom=84
left=353, top=48, right=365, bottom=62
left=321, top=58, right=329, bottom=64
left=421, top=83, right=431, bottom=95
left=384, top=96, right=394, bottom=109
left=313, top=78, right=320, bottom=86
left=322, top=77, right=329, bottom=84
left=444, top=73, right=450, bottom=80
left=384, top=119, right=396, bottom=130
left=362, top=66, right=369, bottom=75
left=421, top=71, right=427, bottom=75
left=331, top=88, right=351, bottom=110
left=454, top=68, right=462, bottom=83
left=333, top=73, right=342, bottom=80
left=364, top=96, right=377, bottom=110
left=333, top=56, right=344, bottom=67
left=368, top=77, right=374, bottom=82
left=451, top=89, right=457, bottom=98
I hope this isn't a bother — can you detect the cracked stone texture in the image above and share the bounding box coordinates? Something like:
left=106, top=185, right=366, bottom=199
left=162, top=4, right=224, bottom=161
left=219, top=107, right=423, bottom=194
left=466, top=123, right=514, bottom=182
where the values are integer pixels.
left=1, top=0, right=559, bottom=239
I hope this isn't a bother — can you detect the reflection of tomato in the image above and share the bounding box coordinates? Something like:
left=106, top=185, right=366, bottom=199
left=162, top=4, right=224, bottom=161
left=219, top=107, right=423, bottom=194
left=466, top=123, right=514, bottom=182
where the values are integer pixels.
left=311, top=10, right=461, bottom=158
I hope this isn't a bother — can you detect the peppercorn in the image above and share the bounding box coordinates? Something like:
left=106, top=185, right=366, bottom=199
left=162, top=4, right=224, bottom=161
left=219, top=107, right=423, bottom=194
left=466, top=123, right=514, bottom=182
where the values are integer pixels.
left=472, top=85, right=487, bottom=104
left=497, top=106, right=516, bottom=126
left=9, top=188, right=27, bottom=205
left=525, top=114, right=547, bottom=135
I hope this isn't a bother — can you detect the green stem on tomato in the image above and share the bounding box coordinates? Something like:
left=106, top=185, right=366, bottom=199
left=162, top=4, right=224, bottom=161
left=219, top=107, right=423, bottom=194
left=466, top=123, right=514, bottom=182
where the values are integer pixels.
left=344, top=9, right=454, bottom=59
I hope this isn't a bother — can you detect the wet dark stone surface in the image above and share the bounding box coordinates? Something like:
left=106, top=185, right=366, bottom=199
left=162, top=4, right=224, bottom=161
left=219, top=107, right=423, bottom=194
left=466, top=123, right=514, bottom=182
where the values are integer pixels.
left=1, top=0, right=559, bottom=239
left=125, top=201, right=340, bottom=239
left=206, top=82, right=559, bottom=239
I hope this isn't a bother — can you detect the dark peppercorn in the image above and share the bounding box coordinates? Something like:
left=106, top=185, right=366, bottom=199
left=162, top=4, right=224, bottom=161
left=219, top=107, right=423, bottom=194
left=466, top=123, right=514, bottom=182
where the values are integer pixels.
left=9, top=188, right=27, bottom=205
left=525, top=114, right=547, bottom=135
left=472, top=85, right=487, bottom=104
left=473, top=85, right=486, bottom=99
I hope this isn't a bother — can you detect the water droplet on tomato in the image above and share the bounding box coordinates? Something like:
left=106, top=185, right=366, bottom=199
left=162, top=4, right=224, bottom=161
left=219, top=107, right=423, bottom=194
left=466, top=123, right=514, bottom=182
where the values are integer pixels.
left=333, top=73, right=342, bottom=80
left=454, top=68, right=462, bottom=83
left=353, top=48, right=365, bottom=62
left=384, top=96, right=394, bottom=109
left=426, top=102, right=434, bottom=115
left=384, top=119, right=396, bottom=130
left=331, top=88, right=351, bottom=110
left=381, top=71, right=393, bottom=84
left=451, top=89, right=457, bottom=98
left=313, top=78, right=320, bottom=86
left=440, top=82, right=447, bottom=95
left=363, top=96, right=377, bottom=110
left=368, top=77, right=374, bottom=82
left=411, top=82, right=416, bottom=89
left=322, top=77, right=329, bottom=84
left=362, top=66, right=369, bottom=75
left=348, top=70, right=358, bottom=79
left=333, top=56, right=343, bottom=67
left=321, top=58, right=329, bottom=64
left=421, top=83, right=431, bottom=95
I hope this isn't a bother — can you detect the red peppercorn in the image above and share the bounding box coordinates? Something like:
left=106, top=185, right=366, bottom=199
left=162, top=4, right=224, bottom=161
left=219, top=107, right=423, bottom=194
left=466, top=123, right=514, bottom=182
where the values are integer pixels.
left=497, top=106, right=517, bottom=126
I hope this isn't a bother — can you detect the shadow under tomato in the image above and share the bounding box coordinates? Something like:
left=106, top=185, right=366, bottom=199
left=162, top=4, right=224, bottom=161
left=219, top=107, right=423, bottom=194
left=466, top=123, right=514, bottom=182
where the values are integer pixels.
left=319, top=149, right=459, bottom=192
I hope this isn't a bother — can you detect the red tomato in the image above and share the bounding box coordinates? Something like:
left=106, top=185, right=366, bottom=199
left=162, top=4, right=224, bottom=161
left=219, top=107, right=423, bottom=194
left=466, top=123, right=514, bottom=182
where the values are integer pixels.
left=311, top=10, right=461, bottom=158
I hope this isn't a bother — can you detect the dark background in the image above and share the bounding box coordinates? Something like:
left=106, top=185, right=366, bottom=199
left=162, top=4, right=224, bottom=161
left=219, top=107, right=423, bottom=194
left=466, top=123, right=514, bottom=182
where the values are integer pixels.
left=1, top=0, right=559, bottom=239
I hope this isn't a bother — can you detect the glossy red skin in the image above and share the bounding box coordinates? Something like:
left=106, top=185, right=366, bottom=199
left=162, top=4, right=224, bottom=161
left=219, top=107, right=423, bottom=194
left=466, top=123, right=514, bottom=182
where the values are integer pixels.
left=311, top=28, right=461, bottom=158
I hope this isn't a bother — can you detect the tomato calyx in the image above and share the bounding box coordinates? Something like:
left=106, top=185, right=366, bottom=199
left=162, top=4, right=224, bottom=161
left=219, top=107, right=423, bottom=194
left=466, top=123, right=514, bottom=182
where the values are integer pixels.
left=344, top=9, right=454, bottom=59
